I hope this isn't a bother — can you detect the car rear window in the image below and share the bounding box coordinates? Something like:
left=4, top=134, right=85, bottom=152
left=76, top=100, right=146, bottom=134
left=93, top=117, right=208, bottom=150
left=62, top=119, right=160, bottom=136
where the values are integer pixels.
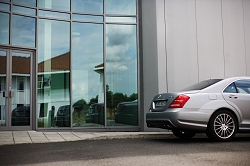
left=181, top=79, right=223, bottom=91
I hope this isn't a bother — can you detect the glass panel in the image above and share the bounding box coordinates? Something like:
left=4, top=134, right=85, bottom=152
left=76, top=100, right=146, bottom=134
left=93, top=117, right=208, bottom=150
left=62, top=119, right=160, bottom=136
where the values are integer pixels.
left=38, top=19, right=70, bottom=128
left=0, top=3, right=10, bottom=11
left=106, top=17, right=136, bottom=23
left=13, top=5, right=36, bottom=16
left=235, top=80, right=250, bottom=94
left=12, top=0, right=36, bottom=7
left=1, top=0, right=10, bottom=2
left=11, top=52, right=30, bottom=126
left=72, top=14, right=103, bottom=22
left=0, top=50, right=7, bottom=126
left=72, top=22, right=104, bottom=127
left=223, top=83, right=237, bottom=93
left=106, top=24, right=138, bottom=126
left=72, top=0, right=103, bottom=14
left=106, top=0, right=136, bottom=15
left=39, top=0, right=70, bottom=11
left=39, top=10, right=70, bottom=20
left=0, top=12, right=9, bottom=44
left=12, top=15, right=36, bottom=47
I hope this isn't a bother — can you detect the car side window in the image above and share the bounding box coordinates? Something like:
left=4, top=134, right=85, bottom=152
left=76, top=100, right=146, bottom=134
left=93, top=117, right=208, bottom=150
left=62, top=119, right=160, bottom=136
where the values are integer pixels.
left=234, top=79, right=250, bottom=94
left=223, top=83, right=237, bottom=93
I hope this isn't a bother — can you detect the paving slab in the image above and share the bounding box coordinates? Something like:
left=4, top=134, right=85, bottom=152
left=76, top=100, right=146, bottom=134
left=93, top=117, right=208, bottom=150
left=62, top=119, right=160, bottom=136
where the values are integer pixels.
left=58, top=132, right=82, bottom=141
left=43, top=132, right=65, bottom=142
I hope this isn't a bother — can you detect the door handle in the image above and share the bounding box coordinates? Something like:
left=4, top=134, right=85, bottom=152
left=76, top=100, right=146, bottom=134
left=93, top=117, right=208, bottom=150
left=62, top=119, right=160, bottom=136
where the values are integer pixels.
left=229, top=95, right=237, bottom=99
left=10, top=91, right=14, bottom=98
left=2, top=91, right=14, bottom=98
left=3, top=91, right=8, bottom=98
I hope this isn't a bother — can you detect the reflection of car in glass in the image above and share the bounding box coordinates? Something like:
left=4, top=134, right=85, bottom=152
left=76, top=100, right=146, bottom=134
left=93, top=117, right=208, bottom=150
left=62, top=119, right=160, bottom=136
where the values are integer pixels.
left=54, top=105, right=70, bottom=127
left=146, top=77, right=250, bottom=141
left=115, top=100, right=138, bottom=126
left=86, top=103, right=104, bottom=125
left=11, top=105, right=30, bottom=126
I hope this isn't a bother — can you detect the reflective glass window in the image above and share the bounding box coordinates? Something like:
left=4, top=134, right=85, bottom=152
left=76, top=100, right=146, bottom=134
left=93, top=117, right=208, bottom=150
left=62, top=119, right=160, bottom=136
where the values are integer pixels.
left=0, top=12, right=9, bottom=44
left=106, top=17, right=136, bottom=23
left=72, top=22, right=104, bottom=127
left=223, top=83, right=237, bottom=93
left=72, top=14, right=103, bottom=22
left=13, top=5, right=36, bottom=16
left=0, top=50, right=7, bottom=126
left=39, top=0, right=70, bottom=11
left=106, top=0, right=136, bottom=15
left=0, top=3, right=10, bottom=11
left=106, top=24, right=138, bottom=126
left=12, top=0, right=36, bottom=7
left=72, top=0, right=103, bottom=14
left=11, top=52, right=31, bottom=126
left=12, top=15, right=36, bottom=47
left=38, top=19, right=70, bottom=128
left=39, top=10, right=70, bottom=20
left=235, top=80, right=250, bottom=94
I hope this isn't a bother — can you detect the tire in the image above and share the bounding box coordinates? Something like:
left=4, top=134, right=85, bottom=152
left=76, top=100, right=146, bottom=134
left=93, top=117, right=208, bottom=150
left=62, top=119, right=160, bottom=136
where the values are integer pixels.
left=206, top=110, right=237, bottom=141
left=172, top=129, right=196, bottom=139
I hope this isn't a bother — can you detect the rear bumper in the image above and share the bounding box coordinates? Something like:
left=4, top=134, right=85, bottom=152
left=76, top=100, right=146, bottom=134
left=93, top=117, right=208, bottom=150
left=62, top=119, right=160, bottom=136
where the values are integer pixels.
left=146, top=108, right=210, bottom=131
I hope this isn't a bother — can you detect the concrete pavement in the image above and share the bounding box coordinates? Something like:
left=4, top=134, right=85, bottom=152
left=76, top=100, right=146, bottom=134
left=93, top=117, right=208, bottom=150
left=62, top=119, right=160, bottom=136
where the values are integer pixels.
left=0, top=131, right=175, bottom=146
left=1, top=131, right=249, bottom=146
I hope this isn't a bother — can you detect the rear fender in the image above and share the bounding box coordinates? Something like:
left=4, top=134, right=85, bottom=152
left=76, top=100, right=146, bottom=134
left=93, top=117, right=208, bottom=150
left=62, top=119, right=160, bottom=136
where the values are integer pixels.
left=199, top=100, right=242, bottom=125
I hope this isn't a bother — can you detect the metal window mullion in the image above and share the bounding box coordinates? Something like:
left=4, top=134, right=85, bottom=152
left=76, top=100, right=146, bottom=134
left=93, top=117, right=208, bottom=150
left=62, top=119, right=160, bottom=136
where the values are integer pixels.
left=103, top=0, right=107, bottom=128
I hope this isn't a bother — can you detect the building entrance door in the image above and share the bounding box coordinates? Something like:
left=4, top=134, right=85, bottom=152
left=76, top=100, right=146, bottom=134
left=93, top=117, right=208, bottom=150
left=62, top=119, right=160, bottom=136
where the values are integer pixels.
left=0, top=48, right=34, bottom=130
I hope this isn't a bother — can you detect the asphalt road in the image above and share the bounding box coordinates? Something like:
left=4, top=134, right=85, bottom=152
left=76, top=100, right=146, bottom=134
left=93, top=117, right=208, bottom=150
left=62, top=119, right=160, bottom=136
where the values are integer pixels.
left=0, top=135, right=250, bottom=166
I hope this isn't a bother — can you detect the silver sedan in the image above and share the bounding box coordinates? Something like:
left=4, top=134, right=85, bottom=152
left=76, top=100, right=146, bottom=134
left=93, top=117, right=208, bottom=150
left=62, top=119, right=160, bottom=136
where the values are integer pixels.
left=146, top=77, right=250, bottom=141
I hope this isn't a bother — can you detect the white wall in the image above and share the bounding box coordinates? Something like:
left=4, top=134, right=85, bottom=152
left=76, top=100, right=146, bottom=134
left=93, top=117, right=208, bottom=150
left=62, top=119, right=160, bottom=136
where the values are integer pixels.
left=163, top=0, right=250, bottom=92
left=243, top=0, right=250, bottom=75
left=165, top=0, right=199, bottom=92
left=196, top=0, right=224, bottom=80
left=222, top=0, right=246, bottom=77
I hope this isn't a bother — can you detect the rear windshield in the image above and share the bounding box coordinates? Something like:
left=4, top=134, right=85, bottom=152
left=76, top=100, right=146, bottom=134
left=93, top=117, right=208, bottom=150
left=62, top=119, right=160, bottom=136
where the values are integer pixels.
left=181, top=79, right=223, bottom=91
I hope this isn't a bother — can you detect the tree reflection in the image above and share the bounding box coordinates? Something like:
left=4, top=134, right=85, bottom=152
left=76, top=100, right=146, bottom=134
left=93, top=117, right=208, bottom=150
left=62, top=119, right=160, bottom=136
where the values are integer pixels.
left=72, top=84, right=137, bottom=126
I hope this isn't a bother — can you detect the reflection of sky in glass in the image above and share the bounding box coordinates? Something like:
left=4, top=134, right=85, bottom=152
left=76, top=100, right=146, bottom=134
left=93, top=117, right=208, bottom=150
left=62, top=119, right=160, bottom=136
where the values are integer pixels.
left=38, top=19, right=70, bottom=63
left=72, top=0, right=103, bottom=14
left=39, top=10, right=70, bottom=19
left=39, top=0, right=70, bottom=11
left=106, top=0, right=136, bottom=15
left=13, top=5, right=36, bottom=16
left=12, top=0, right=36, bottom=7
left=73, top=14, right=103, bottom=22
left=72, top=22, right=103, bottom=103
left=12, top=15, right=36, bottom=47
left=106, top=17, right=136, bottom=23
left=0, top=12, right=9, bottom=44
left=106, top=24, right=137, bottom=96
left=0, top=3, right=10, bottom=11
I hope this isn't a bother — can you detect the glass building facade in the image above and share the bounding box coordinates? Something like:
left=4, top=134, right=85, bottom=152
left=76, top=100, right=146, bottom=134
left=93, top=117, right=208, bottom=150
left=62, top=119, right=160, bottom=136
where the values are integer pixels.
left=0, top=0, right=139, bottom=130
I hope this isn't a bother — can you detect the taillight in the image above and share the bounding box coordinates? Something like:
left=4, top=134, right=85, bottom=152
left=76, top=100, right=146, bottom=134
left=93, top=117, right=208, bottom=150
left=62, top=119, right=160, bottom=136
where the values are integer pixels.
left=169, top=94, right=190, bottom=108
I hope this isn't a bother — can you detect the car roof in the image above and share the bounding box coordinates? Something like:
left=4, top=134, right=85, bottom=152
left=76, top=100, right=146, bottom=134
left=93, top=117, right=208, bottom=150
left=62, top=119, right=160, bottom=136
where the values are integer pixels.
left=200, top=76, right=250, bottom=93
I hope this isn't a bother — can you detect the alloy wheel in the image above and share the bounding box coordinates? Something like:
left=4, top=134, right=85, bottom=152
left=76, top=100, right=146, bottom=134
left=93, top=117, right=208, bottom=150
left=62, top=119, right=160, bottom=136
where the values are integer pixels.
left=213, top=113, right=236, bottom=139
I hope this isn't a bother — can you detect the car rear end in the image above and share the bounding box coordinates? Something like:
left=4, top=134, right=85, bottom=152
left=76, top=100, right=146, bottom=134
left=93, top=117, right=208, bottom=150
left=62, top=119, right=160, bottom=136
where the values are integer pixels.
left=146, top=79, right=224, bottom=131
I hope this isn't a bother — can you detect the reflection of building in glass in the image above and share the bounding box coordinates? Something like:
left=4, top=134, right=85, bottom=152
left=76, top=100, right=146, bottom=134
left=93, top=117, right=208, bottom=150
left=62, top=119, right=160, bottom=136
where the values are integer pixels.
left=94, top=63, right=104, bottom=103
left=0, top=55, right=30, bottom=126
left=37, top=52, right=70, bottom=128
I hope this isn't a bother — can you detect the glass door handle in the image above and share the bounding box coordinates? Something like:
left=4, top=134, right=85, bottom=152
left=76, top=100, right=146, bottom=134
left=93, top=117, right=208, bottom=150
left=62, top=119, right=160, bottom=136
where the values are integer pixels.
left=2, top=91, right=14, bottom=98
left=3, top=91, right=8, bottom=98
left=10, top=91, right=14, bottom=98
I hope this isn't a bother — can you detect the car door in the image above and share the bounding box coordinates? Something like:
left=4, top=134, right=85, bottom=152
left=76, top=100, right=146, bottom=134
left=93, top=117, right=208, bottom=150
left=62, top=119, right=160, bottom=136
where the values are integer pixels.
left=223, top=79, right=250, bottom=129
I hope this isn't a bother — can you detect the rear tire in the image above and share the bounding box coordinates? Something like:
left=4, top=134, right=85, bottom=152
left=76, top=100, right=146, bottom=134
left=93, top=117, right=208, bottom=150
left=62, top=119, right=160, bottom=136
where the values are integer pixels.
left=206, top=110, right=237, bottom=141
left=172, top=129, right=196, bottom=139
